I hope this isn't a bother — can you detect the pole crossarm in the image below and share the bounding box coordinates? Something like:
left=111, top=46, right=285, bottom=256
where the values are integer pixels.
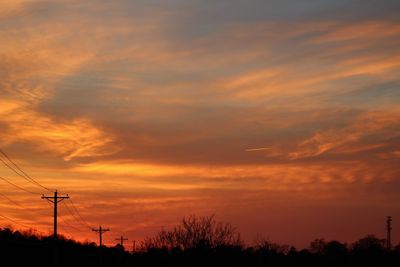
left=41, top=196, right=69, bottom=203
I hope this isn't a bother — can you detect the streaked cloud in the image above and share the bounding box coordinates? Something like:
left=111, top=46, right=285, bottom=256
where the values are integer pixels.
left=289, top=109, right=400, bottom=159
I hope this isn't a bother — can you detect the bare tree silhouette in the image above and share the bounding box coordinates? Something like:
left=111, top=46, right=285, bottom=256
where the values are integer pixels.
left=142, top=215, right=242, bottom=251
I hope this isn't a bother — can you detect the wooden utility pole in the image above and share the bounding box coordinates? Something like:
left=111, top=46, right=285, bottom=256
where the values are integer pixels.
left=42, top=190, right=69, bottom=267
left=387, top=216, right=392, bottom=250
left=42, top=190, right=69, bottom=240
left=92, top=225, right=110, bottom=247
left=115, top=235, right=128, bottom=249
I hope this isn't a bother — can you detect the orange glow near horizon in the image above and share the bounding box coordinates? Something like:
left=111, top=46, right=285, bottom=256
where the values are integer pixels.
left=1, top=0, right=400, bottom=249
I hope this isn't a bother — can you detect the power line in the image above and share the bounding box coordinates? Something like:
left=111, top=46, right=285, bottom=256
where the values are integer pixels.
left=61, top=201, right=83, bottom=224
left=66, top=198, right=93, bottom=229
left=0, top=175, right=40, bottom=195
left=0, top=214, right=31, bottom=229
left=0, top=150, right=112, bottom=247
left=0, top=149, right=52, bottom=192
left=0, top=192, right=25, bottom=208
left=0, top=149, right=52, bottom=191
left=57, top=207, right=97, bottom=245
left=57, top=195, right=93, bottom=230
left=56, top=220, right=76, bottom=239
left=0, top=150, right=96, bottom=243
left=0, top=214, right=49, bottom=238
left=0, top=191, right=53, bottom=221
left=61, top=201, right=92, bottom=231
left=0, top=156, right=41, bottom=189
left=58, top=214, right=87, bottom=233
left=0, top=191, right=54, bottom=234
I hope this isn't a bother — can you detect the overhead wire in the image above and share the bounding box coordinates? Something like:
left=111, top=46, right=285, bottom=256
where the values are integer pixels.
left=0, top=214, right=49, bottom=237
left=0, top=149, right=52, bottom=192
left=0, top=175, right=41, bottom=195
left=43, top=199, right=88, bottom=238
left=0, top=190, right=51, bottom=218
left=66, top=198, right=93, bottom=229
left=0, top=214, right=32, bottom=229
left=61, top=201, right=92, bottom=231
left=43, top=201, right=79, bottom=237
left=0, top=191, right=53, bottom=234
left=0, top=192, right=25, bottom=208
left=0, top=149, right=96, bottom=241
left=56, top=219, right=75, bottom=239
left=0, top=152, right=72, bottom=241
left=58, top=204, right=97, bottom=244
left=58, top=215, right=87, bottom=233
left=0, top=156, right=43, bottom=190
left=39, top=190, right=91, bottom=239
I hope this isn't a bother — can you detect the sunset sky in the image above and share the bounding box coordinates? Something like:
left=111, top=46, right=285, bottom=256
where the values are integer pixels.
left=0, top=0, right=400, bottom=248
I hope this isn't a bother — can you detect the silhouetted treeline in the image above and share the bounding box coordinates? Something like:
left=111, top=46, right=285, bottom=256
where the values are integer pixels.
left=1, top=215, right=400, bottom=267
left=0, top=227, right=129, bottom=267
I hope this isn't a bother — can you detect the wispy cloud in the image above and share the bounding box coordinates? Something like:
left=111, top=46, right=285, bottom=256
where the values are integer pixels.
left=289, top=109, right=400, bottom=159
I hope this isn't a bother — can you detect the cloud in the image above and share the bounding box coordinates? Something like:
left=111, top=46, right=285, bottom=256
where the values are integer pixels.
left=0, top=5, right=119, bottom=161
left=0, top=97, right=118, bottom=160
left=312, top=21, right=400, bottom=43
left=289, top=109, right=400, bottom=159
left=1, top=0, right=400, bottom=247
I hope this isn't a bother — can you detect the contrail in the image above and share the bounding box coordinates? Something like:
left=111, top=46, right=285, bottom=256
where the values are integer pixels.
left=245, top=147, right=272, bottom=152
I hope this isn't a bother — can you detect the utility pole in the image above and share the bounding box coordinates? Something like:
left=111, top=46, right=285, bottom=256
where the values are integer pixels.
left=42, top=190, right=69, bottom=240
left=42, top=190, right=69, bottom=267
left=92, top=225, right=110, bottom=247
left=387, top=216, right=392, bottom=250
left=115, top=235, right=128, bottom=250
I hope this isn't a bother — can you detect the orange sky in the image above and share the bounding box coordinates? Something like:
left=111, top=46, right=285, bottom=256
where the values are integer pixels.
left=0, top=0, right=400, bottom=248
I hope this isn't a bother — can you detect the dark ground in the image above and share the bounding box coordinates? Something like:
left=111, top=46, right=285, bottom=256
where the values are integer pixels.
left=1, top=228, right=400, bottom=267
